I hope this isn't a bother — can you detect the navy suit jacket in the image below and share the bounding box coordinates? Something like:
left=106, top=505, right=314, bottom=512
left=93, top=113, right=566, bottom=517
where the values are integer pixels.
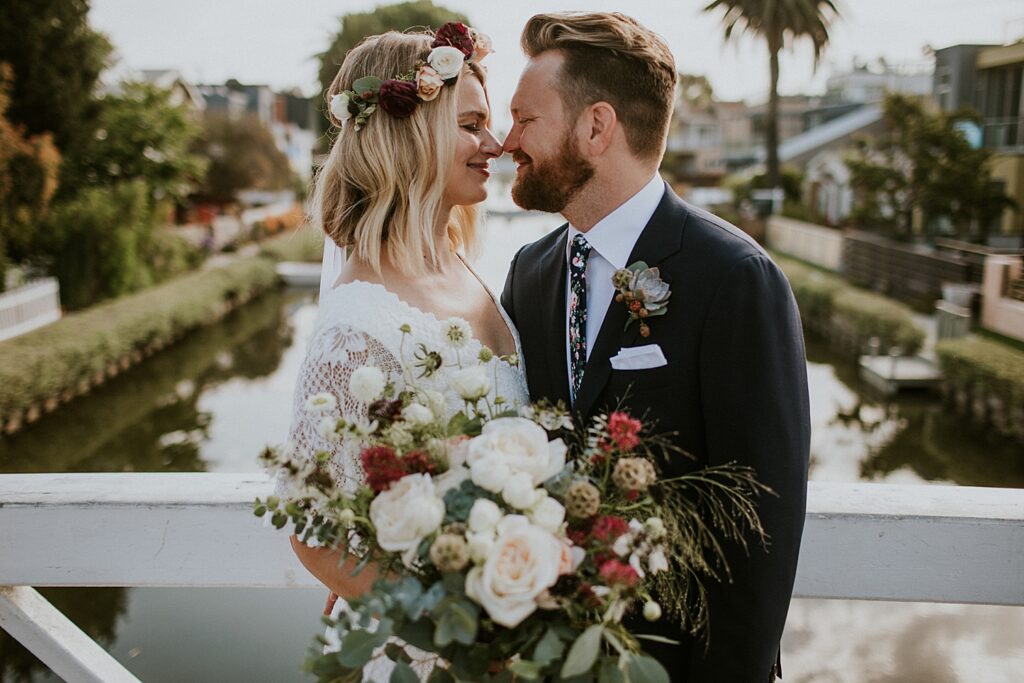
left=500, top=185, right=810, bottom=682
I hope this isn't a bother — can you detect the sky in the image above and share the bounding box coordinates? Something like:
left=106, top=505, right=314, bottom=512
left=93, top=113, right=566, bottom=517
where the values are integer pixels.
left=90, top=0, right=1024, bottom=133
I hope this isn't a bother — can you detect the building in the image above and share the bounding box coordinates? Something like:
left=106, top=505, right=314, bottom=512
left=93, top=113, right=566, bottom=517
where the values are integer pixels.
left=934, top=41, right=1024, bottom=240
left=197, top=81, right=318, bottom=181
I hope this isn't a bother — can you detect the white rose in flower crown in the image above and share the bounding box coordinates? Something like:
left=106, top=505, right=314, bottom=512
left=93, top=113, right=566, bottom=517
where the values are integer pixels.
left=501, top=471, right=542, bottom=510
left=468, top=499, right=502, bottom=533
left=465, top=515, right=563, bottom=627
left=401, top=402, right=433, bottom=426
left=330, top=93, right=352, bottom=123
left=349, top=366, right=385, bottom=403
left=415, top=65, right=444, bottom=101
left=470, top=455, right=510, bottom=493
left=451, top=366, right=491, bottom=401
left=528, top=495, right=566, bottom=534
left=427, top=46, right=466, bottom=80
left=468, top=418, right=566, bottom=485
left=369, top=473, right=445, bottom=566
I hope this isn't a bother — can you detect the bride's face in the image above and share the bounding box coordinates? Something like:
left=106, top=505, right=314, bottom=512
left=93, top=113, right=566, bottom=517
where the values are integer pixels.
left=442, top=76, right=501, bottom=208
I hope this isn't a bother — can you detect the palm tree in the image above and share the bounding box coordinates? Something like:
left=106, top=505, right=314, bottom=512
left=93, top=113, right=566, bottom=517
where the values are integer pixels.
left=704, top=0, right=839, bottom=188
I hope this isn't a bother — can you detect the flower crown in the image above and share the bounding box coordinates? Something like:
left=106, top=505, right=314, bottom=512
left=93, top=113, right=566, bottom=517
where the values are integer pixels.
left=329, top=22, right=492, bottom=131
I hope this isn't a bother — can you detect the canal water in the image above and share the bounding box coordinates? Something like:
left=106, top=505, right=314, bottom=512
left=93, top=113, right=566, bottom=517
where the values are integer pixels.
left=2, top=212, right=1023, bottom=682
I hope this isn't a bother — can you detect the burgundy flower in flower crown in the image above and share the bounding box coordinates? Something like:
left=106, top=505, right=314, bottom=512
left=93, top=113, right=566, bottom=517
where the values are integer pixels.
left=431, top=21, right=474, bottom=58
left=377, top=79, right=420, bottom=118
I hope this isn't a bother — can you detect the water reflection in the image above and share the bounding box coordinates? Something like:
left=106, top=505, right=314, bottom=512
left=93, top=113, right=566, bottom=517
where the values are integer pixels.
left=0, top=291, right=300, bottom=474
left=805, top=336, right=1024, bottom=487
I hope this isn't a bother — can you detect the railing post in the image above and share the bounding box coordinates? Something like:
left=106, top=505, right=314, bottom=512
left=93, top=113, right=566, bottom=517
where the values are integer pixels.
left=0, top=585, right=140, bottom=682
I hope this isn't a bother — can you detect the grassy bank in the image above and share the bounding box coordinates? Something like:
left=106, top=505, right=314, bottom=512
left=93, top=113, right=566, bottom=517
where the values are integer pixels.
left=774, top=255, right=925, bottom=356
left=0, top=244, right=287, bottom=431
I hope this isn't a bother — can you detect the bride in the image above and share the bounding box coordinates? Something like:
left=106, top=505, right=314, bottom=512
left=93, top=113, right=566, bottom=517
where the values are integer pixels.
left=278, top=24, right=527, bottom=678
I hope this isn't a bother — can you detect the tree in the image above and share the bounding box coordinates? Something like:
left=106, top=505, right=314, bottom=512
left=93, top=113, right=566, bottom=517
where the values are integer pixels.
left=191, top=113, right=294, bottom=204
left=704, top=0, right=839, bottom=188
left=0, top=0, right=111, bottom=190
left=0, top=63, right=60, bottom=289
left=316, top=0, right=470, bottom=138
left=68, top=82, right=207, bottom=207
left=846, top=93, right=1016, bottom=241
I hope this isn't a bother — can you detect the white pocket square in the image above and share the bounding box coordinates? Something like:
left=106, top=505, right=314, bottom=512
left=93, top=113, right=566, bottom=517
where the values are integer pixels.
left=609, top=344, right=667, bottom=370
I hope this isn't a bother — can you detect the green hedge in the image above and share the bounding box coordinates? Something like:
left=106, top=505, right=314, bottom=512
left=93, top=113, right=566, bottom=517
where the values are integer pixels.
left=775, top=255, right=925, bottom=356
left=936, top=337, right=1024, bottom=403
left=0, top=255, right=278, bottom=419
left=258, top=226, right=324, bottom=263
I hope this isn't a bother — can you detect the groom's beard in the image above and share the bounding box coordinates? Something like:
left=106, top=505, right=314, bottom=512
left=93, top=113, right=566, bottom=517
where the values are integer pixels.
left=510, top=132, right=594, bottom=213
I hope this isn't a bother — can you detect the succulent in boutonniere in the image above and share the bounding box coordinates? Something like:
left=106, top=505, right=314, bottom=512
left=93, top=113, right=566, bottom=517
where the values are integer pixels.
left=612, top=262, right=671, bottom=337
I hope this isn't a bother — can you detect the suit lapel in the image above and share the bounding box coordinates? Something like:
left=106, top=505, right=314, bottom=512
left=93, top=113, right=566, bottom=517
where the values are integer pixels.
left=573, top=186, right=688, bottom=419
left=536, top=226, right=571, bottom=406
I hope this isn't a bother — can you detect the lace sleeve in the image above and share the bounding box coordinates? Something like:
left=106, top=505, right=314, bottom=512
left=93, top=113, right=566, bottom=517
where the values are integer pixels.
left=275, top=321, right=402, bottom=497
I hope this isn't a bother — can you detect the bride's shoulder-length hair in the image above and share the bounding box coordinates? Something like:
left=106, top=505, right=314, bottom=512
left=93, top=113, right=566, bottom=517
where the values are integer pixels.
left=311, top=30, right=484, bottom=277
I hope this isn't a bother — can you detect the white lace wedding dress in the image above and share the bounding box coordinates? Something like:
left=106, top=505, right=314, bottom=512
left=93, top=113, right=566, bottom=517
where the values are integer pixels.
left=281, top=278, right=529, bottom=681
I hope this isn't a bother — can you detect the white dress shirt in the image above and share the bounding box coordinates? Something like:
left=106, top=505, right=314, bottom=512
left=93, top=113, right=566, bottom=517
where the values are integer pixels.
left=565, top=173, right=664, bottom=394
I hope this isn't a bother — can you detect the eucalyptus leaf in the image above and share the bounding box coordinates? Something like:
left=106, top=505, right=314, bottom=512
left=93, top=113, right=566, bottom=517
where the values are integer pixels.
left=434, top=599, right=478, bottom=647
left=390, top=660, right=420, bottom=683
left=623, top=654, right=669, bottom=683
left=509, top=659, right=544, bottom=680
left=533, top=627, right=565, bottom=665
left=634, top=634, right=680, bottom=645
left=561, top=624, right=603, bottom=678
left=353, top=76, right=382, bottom=96
left=337, top=619, right=393, bottom=668
left=598, top=659, right=626, bottom=683
left=427, top=668, right=456, bottom=683
left=396, top=617, right=435, bottom=652
left=627, top=261, right=650, bottom=273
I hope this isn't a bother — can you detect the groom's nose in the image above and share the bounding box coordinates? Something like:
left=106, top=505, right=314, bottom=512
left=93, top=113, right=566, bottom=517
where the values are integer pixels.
left=502, top=125, right=521, bottom=155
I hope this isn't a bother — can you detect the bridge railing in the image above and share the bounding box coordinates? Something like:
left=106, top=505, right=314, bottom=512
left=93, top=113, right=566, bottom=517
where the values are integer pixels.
left=2, top=474, right=1022, bottom=681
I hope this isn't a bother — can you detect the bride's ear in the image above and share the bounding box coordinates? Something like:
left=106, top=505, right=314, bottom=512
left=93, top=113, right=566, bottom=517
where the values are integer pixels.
left=583, top=101, right=618, bottom=156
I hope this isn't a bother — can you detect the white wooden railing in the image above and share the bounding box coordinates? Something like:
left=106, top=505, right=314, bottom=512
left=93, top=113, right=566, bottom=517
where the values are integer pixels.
left=0, top=278, right=61, bottom=342
left=1, top=474, right=1022, bottom=681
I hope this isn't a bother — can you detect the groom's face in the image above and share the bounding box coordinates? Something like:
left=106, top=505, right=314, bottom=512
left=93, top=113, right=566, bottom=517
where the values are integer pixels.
left=504, top=52, right=594, bottom=213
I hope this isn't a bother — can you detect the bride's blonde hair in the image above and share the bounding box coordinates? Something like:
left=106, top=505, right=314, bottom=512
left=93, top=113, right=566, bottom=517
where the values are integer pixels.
left=311, top=31, right=484, bottom=276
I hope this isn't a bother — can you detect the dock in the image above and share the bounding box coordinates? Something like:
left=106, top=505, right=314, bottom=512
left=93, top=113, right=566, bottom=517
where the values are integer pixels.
left=859, top=354, right=942, bottom=395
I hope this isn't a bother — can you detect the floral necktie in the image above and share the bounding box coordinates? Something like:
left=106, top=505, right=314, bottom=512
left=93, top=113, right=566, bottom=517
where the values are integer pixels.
left=569, top=234, right=591, bottom=402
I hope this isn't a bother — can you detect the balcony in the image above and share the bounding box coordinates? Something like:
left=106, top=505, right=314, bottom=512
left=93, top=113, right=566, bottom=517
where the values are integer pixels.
left=983, top=116, right=1024, bottom=151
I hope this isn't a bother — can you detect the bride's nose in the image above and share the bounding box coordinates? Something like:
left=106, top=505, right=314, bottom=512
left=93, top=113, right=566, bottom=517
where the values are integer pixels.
left=479, top=128, right=502, bottom=158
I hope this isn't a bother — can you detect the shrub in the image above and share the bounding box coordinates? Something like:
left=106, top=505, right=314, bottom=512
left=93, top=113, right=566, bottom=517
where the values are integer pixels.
left=259, top=226, right=324, bottom=263
left=0, top=255, right=277, bottom=418
left=775, top=254, right=924, bottom=356
left=936, top=337, right=1024, bottom=440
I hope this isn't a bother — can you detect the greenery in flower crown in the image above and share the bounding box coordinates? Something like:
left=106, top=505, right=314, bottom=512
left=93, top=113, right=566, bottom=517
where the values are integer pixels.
left=329, top=22, right=493, bottom=131
left=256, top=317, right=769, bottom=682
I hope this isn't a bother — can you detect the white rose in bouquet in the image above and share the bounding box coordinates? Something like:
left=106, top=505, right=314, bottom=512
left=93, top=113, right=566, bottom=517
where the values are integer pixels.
left=468, top=418, right=566, bottom=485
left=468, top=499, right=502, bottom=533
left=469, top=455, right=510, bottom=493
left=451, top=366, right=491, bottom=401
left=369, top=473, right=445, bottom=565
left=466, top=531, right=495, bottom=565
left=501, top=472, right=542, bottom=510
left=528, top=494, right=566, bottom=534
left=465, top=515, right=563, bottom=627
left=401, top=402, right=433, bottom=426
left=349, top=366, right=385, bottom=403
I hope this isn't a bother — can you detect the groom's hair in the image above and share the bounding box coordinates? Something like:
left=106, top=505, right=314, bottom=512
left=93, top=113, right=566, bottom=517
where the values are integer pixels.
left=522, top=12, right=677, bottom=161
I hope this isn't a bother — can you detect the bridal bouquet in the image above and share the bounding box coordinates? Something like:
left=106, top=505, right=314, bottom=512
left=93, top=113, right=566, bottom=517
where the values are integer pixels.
left=257, top=323, right=767, bottom=683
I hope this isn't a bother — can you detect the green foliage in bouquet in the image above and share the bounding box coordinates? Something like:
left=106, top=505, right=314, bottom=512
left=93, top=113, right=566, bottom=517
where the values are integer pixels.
left=257, top=320, right=770, bottom=682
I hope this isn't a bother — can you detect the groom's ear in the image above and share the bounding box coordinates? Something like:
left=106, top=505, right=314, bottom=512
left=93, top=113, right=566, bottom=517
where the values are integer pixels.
left=582, top=101, right=618, bottom=156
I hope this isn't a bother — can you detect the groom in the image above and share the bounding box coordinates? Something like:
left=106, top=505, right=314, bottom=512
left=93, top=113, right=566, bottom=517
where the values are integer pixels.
left=500, top=12, right=811, bottom=682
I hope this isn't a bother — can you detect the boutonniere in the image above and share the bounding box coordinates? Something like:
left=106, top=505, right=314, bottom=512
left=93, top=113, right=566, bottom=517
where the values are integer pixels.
left=612, top=262, right=671, bottom=338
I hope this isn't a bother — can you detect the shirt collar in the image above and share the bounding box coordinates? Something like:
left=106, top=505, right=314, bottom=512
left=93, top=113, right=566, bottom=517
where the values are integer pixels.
left=566, top=173, right=664, bottom=269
